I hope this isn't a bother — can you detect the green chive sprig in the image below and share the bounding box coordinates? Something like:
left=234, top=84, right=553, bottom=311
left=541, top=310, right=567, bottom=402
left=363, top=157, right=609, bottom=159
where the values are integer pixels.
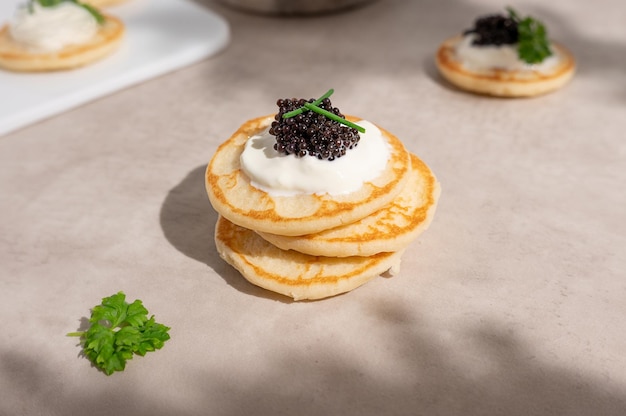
left=302, top=103, right=366, bottom=133
left=282, top=88, right=335, bottom=119
left=282, top=88, right=365, bottom=133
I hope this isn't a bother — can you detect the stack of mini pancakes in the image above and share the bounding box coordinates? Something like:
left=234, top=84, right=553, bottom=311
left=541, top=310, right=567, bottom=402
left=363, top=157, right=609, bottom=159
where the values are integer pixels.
left=206, top=115, right=441, bottom=301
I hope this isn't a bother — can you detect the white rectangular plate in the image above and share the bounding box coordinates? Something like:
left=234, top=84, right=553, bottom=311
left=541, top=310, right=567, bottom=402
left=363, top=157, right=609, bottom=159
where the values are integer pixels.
left=0, top=0, right=229, bottom=136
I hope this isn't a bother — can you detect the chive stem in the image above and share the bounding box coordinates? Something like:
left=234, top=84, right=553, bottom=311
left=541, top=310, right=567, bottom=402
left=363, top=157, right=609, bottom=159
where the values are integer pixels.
left=302, top=103, right=366, bottom=133
left=282, top=88, right=335, bottom=119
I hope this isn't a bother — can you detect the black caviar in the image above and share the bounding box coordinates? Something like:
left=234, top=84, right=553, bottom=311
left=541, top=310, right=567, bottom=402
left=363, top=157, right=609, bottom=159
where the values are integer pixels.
left=269, top=97, right=360, bottom=161
left=464, top=13, right=518, bottom=46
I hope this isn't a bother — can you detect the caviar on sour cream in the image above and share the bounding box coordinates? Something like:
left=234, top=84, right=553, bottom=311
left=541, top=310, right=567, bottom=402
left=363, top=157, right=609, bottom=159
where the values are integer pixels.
left=456, top=33, right=559, bottom=73
left=240, top=120, right=390, bottom=196
left=9, top=2, right=99, bottom=53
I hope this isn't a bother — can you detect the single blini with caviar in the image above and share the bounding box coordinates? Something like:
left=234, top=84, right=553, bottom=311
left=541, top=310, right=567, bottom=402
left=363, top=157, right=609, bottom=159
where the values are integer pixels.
left=435, top=7, right=575, bottom=97
left=206, top=90, right=440, bottom=301
left=0, top=0, right=125, bottom=72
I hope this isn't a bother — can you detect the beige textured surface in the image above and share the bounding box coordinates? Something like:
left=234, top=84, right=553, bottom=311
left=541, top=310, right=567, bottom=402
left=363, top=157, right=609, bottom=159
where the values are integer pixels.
left=0, top=1, right=625, bottom=415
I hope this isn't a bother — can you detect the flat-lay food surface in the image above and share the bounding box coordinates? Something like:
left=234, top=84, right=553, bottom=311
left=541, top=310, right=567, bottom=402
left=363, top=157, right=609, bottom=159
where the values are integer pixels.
left=1, top=1, right=625, bottom=415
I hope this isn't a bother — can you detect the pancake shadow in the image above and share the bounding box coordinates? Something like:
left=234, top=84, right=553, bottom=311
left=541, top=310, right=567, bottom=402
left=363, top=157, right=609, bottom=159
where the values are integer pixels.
left=159, top=165, right=293, bottom=303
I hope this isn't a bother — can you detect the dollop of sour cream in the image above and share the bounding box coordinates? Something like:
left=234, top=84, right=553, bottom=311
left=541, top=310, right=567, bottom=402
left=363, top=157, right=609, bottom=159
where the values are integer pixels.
left=456, top=34, right=559, bottom=73
left=9, top=2, right=99, bottom=53
left=240, top=120, right=390, bottom=196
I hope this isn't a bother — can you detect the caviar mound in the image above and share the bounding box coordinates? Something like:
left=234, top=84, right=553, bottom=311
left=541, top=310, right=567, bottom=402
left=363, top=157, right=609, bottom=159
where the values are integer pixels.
left=270, top=97, right=360, bottom=161
left=464, top=13, right=518, bottom=45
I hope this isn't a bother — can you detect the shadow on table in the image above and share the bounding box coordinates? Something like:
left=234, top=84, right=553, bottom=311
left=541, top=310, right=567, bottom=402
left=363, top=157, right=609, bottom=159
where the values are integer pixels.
left=159, top=165, right=216, bottom=266
left=2, top=301, right=626, bottom=416
left=159, top=164, right=293, bottom=302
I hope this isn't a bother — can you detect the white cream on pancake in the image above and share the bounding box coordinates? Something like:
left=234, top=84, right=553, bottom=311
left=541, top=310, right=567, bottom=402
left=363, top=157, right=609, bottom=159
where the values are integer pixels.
left=456, top=34, right=559, bottom=73
left=9, top=2, right=99, bottom=52
left=240, top=120, right=390, bottom=196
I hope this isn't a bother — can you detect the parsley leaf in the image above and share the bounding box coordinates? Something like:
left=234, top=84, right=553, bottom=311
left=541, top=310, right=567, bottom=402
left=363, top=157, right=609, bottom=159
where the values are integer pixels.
left=507, top=7, right=552, bottom=64
left=30, top=0, right=105, bottom=25
left=68, top=292, right=171, bottom=375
